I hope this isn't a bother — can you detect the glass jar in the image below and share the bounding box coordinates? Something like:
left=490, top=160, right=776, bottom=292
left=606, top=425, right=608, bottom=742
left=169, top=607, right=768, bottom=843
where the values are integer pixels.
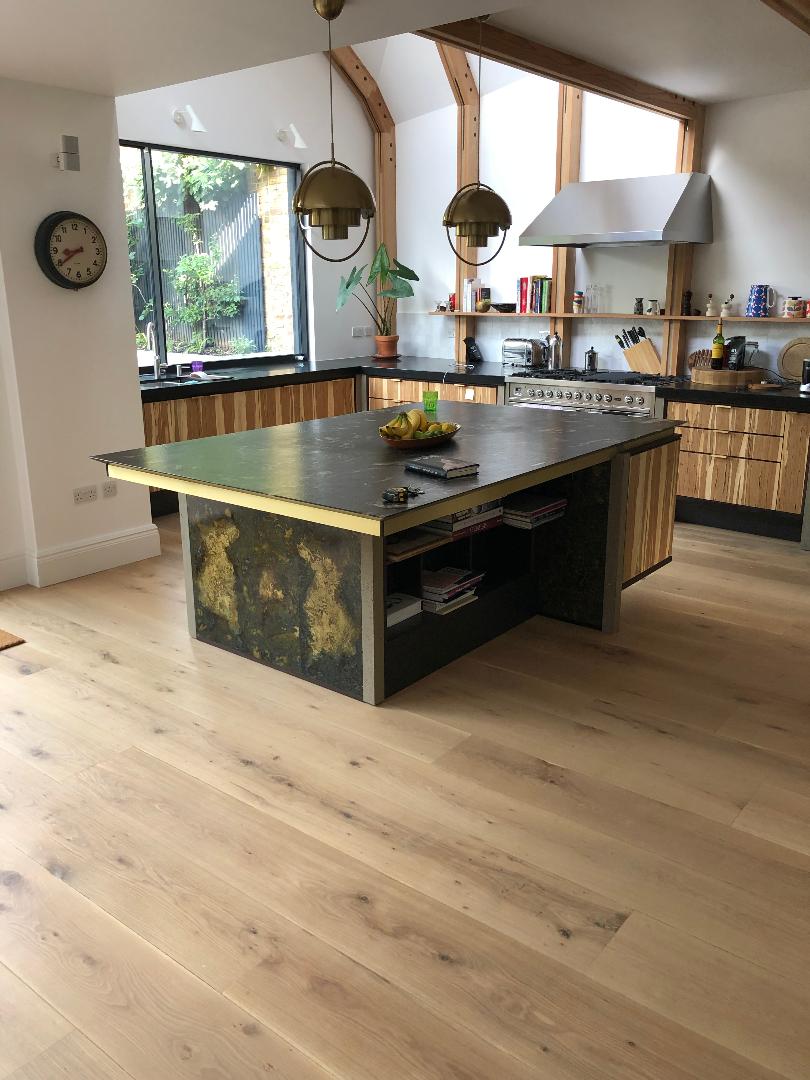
left=572, top=291, right=585, bottom=314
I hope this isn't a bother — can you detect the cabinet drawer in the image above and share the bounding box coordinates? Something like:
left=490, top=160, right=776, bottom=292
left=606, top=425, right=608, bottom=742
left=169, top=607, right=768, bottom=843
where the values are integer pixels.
left=367, top=376, right=400, bottom=402
left=667, top=401, right=786, bottom=436
left=677, top=451, right=779, bottom=510
left=679, top=428, right=782, bottom=461
left=368, top=378, right=497, bottom=407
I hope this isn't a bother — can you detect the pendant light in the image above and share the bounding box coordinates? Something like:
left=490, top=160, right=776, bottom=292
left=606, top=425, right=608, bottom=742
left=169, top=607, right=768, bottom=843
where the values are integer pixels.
left=292, top=0, right=376, bottom=264
left=443, top=16, right=511, bottom=267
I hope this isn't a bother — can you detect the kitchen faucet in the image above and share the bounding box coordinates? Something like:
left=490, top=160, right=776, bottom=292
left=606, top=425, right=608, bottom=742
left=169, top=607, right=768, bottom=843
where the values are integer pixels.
left=145, top=321, right=166, bottom=380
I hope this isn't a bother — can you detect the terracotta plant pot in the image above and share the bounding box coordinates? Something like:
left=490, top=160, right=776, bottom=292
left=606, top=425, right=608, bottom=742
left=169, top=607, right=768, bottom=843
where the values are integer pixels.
left=374, top=334, right=400, bottom=359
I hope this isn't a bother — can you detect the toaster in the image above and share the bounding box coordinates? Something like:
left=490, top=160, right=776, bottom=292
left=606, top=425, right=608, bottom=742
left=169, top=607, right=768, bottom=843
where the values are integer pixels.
left=502, top=337, right=548, bottom=368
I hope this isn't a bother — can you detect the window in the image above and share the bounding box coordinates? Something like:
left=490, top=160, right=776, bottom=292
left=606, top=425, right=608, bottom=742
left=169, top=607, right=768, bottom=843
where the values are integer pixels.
left=120, top=143, right=307, bottom=368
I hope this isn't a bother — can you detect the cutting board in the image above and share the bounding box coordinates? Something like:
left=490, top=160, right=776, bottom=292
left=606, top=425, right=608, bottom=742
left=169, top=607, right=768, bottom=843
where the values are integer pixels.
left=622, top=338, right=661, bottom=375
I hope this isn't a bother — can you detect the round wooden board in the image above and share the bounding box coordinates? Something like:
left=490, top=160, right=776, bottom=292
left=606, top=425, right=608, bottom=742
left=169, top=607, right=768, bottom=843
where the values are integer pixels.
left=777, top=337, right=810, bottom=381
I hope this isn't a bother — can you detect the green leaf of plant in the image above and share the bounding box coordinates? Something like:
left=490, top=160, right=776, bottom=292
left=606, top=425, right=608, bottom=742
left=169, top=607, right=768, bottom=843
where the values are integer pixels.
left=392, top=258, right=419, bottom=282
left=378, top=279, right=414, bottom=300
left=367, top=243, right=390, bottom=286
left=336, top=264, right=366, bottom=310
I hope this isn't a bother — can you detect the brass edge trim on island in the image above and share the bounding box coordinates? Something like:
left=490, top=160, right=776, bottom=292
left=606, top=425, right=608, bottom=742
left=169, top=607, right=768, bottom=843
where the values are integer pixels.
left=105, top=464, right=383, bottom=536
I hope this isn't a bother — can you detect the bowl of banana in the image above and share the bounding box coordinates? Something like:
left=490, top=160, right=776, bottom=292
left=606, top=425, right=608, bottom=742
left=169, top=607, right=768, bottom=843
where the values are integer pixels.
left=378, top=408, right=460, bottom=449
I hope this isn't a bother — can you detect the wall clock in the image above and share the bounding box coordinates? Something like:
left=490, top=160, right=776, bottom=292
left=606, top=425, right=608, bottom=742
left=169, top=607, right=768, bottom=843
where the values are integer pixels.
left=34, top=210, right=108, bottom=290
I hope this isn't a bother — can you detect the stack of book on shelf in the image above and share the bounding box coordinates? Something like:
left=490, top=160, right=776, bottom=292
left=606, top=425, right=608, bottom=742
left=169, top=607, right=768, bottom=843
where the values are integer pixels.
left=462, top=278, right=489, bottom=312
left=517, top=275, right=552, bottom=314
left=385, top=592, right=422, bottom=628
left=421, top=567, right=485, bottom=615
left=502, top=492, right=567, bottom=530
left=424, top=499, right=503, bottom=539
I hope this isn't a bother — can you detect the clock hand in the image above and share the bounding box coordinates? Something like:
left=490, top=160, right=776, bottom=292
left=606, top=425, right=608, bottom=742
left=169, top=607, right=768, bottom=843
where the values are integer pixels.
left=58, top=246, right=84, bottom=266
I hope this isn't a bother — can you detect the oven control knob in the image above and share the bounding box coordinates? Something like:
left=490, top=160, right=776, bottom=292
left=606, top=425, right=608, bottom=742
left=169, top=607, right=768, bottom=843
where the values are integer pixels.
left=624, top=395, right=633, bottom=404
left=594, top=393, right=603, bottom=402
left=573, top=391, right=582, bottom=401
left=603, top=393, right=613, bottom=403
left=564, top=391, right=573, bottom=400
left=635, top=395, right=645, bottom=405
left=546, top=389, right=555, bottom=398
left=584, top=392, right=593, bottom=401
left=528, top=387, right=535, bottom=397
left=555, top=390, right=563, bottom=399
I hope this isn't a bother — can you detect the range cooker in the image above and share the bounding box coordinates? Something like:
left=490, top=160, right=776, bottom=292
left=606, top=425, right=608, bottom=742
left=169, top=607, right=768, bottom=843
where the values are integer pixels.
left=506, top=368, right=678, bottom=417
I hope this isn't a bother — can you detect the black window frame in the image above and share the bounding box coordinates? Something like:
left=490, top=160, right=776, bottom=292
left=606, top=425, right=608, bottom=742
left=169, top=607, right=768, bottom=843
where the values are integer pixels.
left=120, top=139, right=309, bottom=364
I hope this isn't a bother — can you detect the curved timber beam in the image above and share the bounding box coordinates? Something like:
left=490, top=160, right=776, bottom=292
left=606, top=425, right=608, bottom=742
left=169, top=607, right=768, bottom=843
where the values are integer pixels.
left=330, top=45, right=396, bottom=259
left=422, top=19, right=700, bottom=122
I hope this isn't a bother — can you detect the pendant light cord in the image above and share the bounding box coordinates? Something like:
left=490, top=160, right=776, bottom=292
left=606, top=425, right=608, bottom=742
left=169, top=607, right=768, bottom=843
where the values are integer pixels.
left=328, top=17, right=336, bottom=163
left=477, top=16, right=483, bottom=187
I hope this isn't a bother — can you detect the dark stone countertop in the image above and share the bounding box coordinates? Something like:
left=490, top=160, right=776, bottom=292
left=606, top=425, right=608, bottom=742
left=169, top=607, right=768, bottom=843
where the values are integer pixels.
left=97, top=401, right=675, bottom=527
left=139, top=355, right=508, bottom=402
left=655, top=382, right=810, bottom=413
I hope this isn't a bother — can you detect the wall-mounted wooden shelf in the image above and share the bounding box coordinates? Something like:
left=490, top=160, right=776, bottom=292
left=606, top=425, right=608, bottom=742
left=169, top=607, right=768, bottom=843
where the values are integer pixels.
left=427, top=311, right=810, bottom=325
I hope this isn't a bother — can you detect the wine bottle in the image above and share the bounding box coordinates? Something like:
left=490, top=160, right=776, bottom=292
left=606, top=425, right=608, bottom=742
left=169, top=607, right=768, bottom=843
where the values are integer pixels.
left=711, top=319, right=724, bottom=370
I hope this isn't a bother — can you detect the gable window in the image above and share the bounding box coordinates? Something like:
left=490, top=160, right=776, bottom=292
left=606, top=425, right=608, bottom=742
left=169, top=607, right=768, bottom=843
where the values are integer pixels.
left=120, top=142, right=307, bottom=368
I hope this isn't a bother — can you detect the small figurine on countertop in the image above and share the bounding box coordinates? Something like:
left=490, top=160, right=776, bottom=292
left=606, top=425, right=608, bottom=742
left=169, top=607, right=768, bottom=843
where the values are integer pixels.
left=633, top=297, right=644, bottom=315
left=681, top=289, right=693, bottom=317
left=720, top=293, right=736, bottom=318
left=705, top=293, right=720, bottom=318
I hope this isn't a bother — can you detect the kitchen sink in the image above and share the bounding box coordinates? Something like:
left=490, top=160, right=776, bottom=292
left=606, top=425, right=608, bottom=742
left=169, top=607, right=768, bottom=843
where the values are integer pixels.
left=139, top=374, right=235, bottom=387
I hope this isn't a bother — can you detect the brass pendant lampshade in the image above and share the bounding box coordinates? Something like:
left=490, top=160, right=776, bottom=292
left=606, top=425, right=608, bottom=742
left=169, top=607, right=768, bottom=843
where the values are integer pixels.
left=292, top=0, right=376, bottom=263
left=443, top=17, right=511, bottom=267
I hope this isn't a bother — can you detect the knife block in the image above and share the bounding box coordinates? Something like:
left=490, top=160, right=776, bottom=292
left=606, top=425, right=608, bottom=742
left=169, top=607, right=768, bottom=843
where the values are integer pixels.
left=622, top=338, right=661, bottom=375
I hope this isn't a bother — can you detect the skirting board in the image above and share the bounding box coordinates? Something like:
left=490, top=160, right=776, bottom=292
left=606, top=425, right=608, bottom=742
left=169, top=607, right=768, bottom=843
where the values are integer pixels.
left=25, top=522, right=161, bottom=588
left=0, top=552, right=28, bottom=592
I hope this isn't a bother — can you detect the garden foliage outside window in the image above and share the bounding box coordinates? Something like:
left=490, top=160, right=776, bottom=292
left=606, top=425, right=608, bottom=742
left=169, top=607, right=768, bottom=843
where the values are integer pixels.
left=120, top=143, right=306, bottom=367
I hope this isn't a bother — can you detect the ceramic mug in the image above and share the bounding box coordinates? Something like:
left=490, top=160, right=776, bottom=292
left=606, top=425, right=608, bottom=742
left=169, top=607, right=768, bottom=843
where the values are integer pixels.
left=745, top=284, right=775, bottom=318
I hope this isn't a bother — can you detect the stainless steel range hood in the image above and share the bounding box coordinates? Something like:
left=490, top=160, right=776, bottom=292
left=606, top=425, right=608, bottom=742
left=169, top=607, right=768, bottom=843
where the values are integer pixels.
left=519, top=173, right=713, bottom=247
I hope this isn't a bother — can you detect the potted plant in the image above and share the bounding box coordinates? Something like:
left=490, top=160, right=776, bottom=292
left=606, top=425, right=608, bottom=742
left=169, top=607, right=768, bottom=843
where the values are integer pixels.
left=337, top=242, right=418, bottom=359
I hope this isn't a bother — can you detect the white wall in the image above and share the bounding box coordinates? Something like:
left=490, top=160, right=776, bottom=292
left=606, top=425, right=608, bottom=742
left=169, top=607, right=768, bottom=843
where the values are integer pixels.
left=116, top=53, right=376, bottom=362
left=0, top=76, right=158, bottom=589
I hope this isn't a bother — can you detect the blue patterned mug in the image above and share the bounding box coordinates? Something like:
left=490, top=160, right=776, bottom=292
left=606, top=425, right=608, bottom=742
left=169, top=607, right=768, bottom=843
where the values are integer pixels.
left=745, top=284, right=775, bottom=318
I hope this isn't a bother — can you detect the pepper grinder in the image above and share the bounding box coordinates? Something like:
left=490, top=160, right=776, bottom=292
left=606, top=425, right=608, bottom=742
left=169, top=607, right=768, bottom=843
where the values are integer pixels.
left=585, top=345, right=598, bottom=372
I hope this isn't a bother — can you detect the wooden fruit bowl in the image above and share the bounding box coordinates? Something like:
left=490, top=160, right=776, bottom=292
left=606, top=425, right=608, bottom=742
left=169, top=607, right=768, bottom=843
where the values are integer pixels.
left=378, top=425, right=460, bottom=451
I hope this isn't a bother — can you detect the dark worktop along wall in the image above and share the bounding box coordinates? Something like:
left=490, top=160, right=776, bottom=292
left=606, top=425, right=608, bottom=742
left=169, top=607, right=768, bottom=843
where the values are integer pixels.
left=140, top=355, right=810, bottom=413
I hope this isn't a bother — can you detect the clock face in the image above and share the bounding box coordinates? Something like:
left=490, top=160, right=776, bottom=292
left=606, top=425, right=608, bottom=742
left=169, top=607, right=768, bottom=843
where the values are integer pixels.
left=34, top=212, right=108, bottom=289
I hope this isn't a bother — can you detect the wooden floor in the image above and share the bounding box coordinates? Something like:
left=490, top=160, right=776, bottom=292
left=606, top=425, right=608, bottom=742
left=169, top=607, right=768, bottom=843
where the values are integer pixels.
left=0, top=518, right=809, bottom=1080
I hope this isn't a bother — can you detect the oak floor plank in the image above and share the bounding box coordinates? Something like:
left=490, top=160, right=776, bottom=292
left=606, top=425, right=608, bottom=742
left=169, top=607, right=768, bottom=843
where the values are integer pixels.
left=0, top=962, right=72, bottom=1079
left=435, top=734, right=810, bottom=987
left=589, top=912, right=810, bottom=1080
left=0, top=840, right=331, bottom=1080
left=73, top=748, right=780, bottom=1080
left=5, top=1032, right=133, bottom=1080
left=734, top=785, right=810, bottom=856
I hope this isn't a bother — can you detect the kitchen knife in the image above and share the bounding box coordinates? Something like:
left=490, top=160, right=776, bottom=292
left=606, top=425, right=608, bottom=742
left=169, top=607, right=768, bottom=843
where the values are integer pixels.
left=615, top=334, right=625, bottom=349
left=636, top=326, right=647, bottom=339
left=622, top=330, right=632, bottom=348
left=630, top=329, right=639, bottom=344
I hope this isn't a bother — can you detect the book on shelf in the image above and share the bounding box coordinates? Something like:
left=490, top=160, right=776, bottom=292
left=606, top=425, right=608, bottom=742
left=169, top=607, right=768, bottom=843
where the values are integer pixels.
left=420, top=566, right=485, bottom=615
left=425, top=504, right=503, bottom=534
left=502, top=492, right=568, bottom=529
left=422, top=590, right=478, bottom=615
left=384, top=527, right=447, bottom=561
left=517, top=276, right=529, bottom=314
left=404, top=456, right=479, bottom=479
left=385, top=593, right=422, bottom=627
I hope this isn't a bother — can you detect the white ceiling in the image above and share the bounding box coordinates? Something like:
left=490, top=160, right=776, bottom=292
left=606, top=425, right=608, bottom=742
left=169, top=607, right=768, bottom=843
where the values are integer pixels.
left=0, top=0, right=513, bottom=96
left=492, top=0, right=810, bottom=103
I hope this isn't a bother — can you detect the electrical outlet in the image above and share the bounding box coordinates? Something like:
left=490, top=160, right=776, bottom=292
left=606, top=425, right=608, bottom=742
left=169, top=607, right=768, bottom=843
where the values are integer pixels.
left=351, top=326, right=364, bottom=338
left=102, top=480, right=117, bottom=499
left=364, top=326, right=374, bottom=337
left=73, top=485, right=97, bottom=504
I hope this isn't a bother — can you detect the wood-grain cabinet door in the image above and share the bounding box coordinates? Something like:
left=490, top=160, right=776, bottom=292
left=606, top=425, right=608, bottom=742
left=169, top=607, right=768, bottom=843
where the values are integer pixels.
left=776, top=412, right=810, bottom=514
left=623, top=440, right=679, bottom=585
left=367, top=377, right=497, bottom=409
left=142, top=377, right=356, bottom=446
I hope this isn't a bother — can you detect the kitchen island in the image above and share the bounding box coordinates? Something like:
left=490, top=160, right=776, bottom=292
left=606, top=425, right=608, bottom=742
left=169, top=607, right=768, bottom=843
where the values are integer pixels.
left=95, top=403, right=678, bottom=703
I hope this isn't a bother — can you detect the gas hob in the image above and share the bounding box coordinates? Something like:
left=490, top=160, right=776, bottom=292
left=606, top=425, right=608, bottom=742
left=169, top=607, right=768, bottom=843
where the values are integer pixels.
left=506, top=370, right=667, bottom=416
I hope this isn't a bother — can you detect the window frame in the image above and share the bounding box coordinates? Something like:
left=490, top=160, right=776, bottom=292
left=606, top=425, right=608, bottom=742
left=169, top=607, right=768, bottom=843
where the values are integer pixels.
left=120, top=139, right=309, bottom=365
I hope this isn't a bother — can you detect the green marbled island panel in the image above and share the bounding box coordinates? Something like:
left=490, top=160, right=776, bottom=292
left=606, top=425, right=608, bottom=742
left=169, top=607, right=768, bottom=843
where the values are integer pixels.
left=186, top=496, right=364, bottom=698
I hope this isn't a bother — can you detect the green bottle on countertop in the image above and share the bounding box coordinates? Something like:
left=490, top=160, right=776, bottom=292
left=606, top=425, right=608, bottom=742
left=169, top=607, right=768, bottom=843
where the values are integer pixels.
left=711, top=319, right=724, bottom=370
